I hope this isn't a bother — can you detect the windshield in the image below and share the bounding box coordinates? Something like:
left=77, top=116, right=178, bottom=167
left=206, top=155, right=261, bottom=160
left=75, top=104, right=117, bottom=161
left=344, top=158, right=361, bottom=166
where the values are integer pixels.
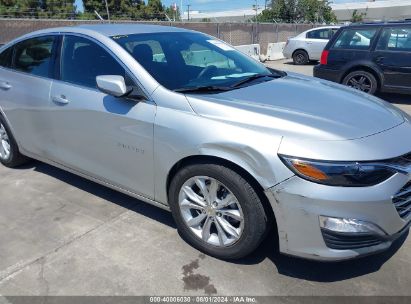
left=112, top=32, right=272, bottom=91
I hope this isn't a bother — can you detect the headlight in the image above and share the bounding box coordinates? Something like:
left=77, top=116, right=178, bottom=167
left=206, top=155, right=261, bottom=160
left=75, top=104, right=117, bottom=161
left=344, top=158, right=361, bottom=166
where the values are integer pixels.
left=279, top=155, right=395, bottom=187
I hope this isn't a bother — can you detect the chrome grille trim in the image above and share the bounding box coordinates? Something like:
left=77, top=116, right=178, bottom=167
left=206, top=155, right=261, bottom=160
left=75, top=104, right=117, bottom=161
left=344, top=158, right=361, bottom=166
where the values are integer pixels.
left=393, top=181, right=411, bottom=220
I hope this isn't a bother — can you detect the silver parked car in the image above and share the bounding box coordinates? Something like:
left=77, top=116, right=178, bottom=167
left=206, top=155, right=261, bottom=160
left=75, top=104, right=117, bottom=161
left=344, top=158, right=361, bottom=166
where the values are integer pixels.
left=1, top=24, right=411, bottom=261
left=283, top=26, right=341, bottom=65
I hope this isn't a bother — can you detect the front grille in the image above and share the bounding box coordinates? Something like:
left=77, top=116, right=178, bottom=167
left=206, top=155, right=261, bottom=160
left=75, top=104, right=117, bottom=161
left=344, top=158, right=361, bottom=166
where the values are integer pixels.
left=321, top=229, right=383, bottom=250
left=393, top=181, right=411, bottom=220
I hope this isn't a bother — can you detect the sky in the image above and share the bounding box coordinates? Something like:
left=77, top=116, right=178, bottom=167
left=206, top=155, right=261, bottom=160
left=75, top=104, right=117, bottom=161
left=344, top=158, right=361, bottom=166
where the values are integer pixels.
left=74, top=0, right=380, bottom=13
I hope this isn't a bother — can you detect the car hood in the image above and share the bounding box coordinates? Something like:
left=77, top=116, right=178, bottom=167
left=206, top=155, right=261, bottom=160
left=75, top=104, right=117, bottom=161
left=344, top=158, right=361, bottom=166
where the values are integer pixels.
left=186, top=73, right=405, bottom=141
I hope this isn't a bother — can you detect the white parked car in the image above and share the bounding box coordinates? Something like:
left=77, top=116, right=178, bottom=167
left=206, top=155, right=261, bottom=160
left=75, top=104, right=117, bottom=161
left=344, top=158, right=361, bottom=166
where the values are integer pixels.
left=283, top=26, right=341, bottom=65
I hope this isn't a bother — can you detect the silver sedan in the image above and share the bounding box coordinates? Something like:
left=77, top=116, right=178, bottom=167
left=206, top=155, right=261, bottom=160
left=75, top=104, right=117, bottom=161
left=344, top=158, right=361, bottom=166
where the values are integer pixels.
left=283, top=26, right=340, bottom=65
left=0, top=24, right=410, bottom=261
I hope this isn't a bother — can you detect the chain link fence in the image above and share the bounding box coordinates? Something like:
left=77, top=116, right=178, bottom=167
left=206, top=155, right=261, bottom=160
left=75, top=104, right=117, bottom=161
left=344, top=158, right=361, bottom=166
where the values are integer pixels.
left=0, top=18, right=319, bottom=54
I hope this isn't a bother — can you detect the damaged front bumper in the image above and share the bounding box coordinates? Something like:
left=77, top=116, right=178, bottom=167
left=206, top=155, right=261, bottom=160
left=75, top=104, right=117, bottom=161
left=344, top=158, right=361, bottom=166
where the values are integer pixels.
left=265, top=174, right=411, bottom=261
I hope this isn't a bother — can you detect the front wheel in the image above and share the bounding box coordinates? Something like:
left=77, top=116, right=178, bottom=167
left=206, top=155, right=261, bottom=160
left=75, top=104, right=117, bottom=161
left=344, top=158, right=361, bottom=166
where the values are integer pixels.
left=168, top=163, right=269, bottom=259
left=342, top=70, right=378, bottom=95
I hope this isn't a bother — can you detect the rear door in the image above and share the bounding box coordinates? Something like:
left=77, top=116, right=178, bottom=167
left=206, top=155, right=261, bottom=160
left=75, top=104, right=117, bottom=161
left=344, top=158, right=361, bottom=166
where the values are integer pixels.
left=305, top=28, right=332, bottom=60
left=374, top=26, right=411, bottom=90
left=0, top=35, right=58, bottom=156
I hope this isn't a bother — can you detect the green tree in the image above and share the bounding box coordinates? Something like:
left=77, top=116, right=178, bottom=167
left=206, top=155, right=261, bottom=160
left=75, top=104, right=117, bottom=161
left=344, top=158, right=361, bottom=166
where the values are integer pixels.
left=350, top=9, right=366, bottom=23
left=82, top=0, right=167, bottom=20
left=0, top=0, right=41, bottom=18
left=165, top=3, right=180, bottom=21
left=39, top=0, right=76, bottom=19
left=258, top=0, right=336, bottom=23
left=144, top=0, right=164, bottom=20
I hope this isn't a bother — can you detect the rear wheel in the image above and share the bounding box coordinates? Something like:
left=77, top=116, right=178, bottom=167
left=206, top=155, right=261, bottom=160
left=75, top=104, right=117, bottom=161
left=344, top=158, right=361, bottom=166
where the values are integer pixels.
left=0, top=116, right=29, bottom=168
left=168, top=163, right=269, bottom=259
left=292, top=50, right=309, bottom=65
left=342, top=70, right=378, bottom=95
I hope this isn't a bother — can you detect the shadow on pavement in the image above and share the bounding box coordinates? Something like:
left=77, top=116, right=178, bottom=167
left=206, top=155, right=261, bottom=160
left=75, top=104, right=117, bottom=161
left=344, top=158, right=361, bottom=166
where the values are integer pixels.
left=233, top=228, right=408, bottom=282
left=30, top=160, right=176, bottom=229
left=20, top=154, right=408, bottom=283
left=282, top=60, right=318, bottom=66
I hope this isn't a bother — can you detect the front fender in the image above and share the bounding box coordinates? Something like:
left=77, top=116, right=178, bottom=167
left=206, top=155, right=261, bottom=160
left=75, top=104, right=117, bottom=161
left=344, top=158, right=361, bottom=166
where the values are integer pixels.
left=153, top=107, right=294, bottom=205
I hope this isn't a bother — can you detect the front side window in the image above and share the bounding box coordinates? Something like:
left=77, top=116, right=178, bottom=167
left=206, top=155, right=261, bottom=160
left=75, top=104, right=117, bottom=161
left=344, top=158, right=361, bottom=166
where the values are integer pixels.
left=13, top=36, right=55, bottom=77
left=307, top=29, right=331, bottom=40
left=112, top=32, right=270, bottom=91
left=61, top=35, right=126, bottom=88
left=0, top=46, right=13, bottom=68
left=376, top=27, right=411, bottom=51
left=332, top=28, right=378, bottom=50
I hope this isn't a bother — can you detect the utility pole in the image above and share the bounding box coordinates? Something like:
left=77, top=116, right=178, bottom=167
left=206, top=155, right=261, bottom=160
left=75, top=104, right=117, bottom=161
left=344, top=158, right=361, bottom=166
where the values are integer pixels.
left=180, top=0, right=183, bottom=21
left=253, top=0, right=259, bottom=22
left=104, top=0, right=110, bottom=23
left=186, top=4, right=191, bottom=21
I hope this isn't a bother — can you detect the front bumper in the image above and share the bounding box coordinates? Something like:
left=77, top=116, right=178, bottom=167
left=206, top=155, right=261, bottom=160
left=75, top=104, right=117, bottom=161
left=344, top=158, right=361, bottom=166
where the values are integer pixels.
left=265, top=174, right=411, bottom=261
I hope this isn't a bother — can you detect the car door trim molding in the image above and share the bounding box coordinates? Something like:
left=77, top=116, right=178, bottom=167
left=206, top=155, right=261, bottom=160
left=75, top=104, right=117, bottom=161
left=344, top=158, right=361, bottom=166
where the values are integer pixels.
left=19, top=146, right=170, bottom=212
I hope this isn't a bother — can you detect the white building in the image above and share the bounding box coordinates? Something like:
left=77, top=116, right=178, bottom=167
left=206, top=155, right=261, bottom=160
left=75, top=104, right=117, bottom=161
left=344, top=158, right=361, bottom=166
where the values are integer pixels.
left=181, top=0, right=411, bottom=23
left=331, top=0, right=411, bottom=22
left=182, top=8, right=264, bottom=22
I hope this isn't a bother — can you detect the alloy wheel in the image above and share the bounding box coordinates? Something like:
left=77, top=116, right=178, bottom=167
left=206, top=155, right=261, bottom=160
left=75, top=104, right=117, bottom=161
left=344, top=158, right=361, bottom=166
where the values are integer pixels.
left=295, top=54, right=305, bottom=64
left=347, top=74, right=372, bottom=93
left=178, top=176, right=244, bottom=247
left=0, top=123, right=11, bottom=161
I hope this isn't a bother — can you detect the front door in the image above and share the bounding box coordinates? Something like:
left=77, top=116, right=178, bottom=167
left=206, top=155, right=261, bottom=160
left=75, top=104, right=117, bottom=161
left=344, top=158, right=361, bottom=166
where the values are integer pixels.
left=48, top=34, right=156, bottom=199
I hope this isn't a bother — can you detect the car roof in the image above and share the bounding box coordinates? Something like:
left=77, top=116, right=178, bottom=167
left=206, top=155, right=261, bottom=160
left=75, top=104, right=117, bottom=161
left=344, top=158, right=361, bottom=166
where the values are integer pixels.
left=19, top=23, right=193, bottom=40
left=74, top=23, right=192, bottom=36
left=306, top=25, right=341, bottom=31
left=342, top=21, right=411, bottom=29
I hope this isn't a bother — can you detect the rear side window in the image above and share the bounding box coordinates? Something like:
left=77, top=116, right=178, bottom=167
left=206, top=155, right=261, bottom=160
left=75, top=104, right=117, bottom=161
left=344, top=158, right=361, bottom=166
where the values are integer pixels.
left=0, top=47, right=13, bottom=68
left=376, top=27, right=411, bottom=51
left=332, top=28, right=378, bottom=50
left=307, top=29, right=331, bottom=39
left=13, top=36, right=55, bottom=77
left=61, top=35, right=126, bottom=88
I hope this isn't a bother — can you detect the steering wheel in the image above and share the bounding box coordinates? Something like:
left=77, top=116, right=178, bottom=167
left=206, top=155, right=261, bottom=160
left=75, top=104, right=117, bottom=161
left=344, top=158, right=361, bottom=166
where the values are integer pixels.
left=197, top=65, right=218, bottom=79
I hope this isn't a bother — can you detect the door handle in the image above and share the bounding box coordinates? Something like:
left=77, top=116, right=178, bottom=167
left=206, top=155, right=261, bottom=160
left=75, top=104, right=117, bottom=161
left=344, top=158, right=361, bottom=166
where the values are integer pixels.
left=0, top=82, right=12, bottom=90
left=375, top=56, right=384, bottom=63
left=52, top=95, right=69, bottom=105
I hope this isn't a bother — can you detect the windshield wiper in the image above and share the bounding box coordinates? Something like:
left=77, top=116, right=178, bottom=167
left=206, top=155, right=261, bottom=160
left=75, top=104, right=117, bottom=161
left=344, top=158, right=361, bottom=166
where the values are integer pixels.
left=230, top=73, right=282, bottom=89
left=174, top=85, right=231, bottom=94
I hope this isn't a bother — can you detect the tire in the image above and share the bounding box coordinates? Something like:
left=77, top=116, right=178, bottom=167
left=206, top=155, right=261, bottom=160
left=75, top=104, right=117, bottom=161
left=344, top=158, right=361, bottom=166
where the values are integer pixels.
left=0, top=115, right=29, bottom=168
left=342, top=70, right=378, bottom=95
left=292, top=50, right=309, bottom=65
left=168, top=163, right=269, bottom=259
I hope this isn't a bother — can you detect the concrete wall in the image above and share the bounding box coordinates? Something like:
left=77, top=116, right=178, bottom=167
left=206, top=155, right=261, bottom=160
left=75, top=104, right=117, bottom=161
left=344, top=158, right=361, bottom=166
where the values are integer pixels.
left=0, top=18, right=318, bottom=55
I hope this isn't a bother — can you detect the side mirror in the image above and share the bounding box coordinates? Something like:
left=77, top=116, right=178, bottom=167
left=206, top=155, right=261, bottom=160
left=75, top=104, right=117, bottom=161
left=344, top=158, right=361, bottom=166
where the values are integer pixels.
left=96, top=75, right=132, bottom=97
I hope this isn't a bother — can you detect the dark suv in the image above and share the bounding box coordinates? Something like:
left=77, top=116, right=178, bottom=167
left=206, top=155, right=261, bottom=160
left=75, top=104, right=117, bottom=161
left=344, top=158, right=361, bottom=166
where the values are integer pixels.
left=314, top=21, right=411, bottom=95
